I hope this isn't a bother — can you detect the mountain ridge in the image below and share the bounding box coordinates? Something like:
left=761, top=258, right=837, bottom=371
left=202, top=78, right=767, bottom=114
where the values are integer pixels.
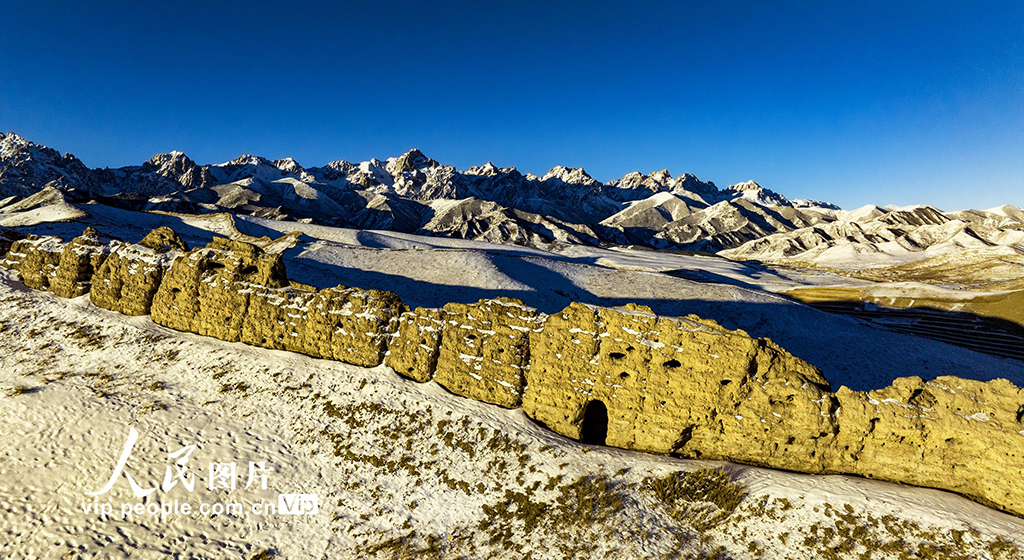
left=1, top=131, right=1021, bottom=266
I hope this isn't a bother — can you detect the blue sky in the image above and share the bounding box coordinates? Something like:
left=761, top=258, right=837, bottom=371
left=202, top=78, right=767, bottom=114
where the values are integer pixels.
left=0, top=1, right=1021, bottom=210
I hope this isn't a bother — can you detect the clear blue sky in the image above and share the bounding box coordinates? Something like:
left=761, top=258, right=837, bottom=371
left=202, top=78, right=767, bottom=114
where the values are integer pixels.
left=1, top=1, right=1021, bottom=210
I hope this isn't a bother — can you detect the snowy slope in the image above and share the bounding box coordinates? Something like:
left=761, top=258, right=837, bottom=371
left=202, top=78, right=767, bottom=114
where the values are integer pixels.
left=722, top=206, right=1024, bottom=270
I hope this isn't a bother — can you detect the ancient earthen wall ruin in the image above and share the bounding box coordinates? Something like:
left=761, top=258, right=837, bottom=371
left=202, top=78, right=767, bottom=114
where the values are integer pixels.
left=523, top=301, right=838, bottom=473
left=3, top=227, right=1023, bottom=517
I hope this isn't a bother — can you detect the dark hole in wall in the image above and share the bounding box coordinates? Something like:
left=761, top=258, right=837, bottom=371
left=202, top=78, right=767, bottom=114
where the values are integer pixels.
left=240, top=265, right=258, bottom=276
left=747, top=357, right=758, bottom=376
left=828, top=397, right=839, bottom=414
left=579, top=400, right=609, bottom=446
left=663, top=359, right=681, bottom=369
left=672, top=426, right=694, bottom=453
left=609, top=352, right=626, bottom=360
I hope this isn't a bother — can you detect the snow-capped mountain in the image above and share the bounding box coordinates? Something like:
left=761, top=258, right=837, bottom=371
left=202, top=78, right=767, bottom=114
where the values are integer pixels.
left=725, top=180, right=791, bottom=207
left=0, top=132, right=96, bottom=197
left=1, top=131, right=1021, bottom=262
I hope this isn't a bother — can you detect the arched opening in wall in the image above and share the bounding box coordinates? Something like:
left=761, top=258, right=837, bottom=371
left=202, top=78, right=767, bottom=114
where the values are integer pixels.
left=579, top=400, right=609, bottom=446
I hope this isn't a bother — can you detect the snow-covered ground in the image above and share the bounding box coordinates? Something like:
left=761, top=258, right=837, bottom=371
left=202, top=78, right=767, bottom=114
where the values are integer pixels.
left=2, top=272, right=1023, bottom=559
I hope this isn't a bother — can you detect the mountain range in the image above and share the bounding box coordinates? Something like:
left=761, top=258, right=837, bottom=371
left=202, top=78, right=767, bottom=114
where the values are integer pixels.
left=2, top=131, right=1022, bottom=266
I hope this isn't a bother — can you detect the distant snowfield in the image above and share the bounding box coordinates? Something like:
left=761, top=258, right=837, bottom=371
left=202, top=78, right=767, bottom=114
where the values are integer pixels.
left=2, top=272, right=1023, bottom=559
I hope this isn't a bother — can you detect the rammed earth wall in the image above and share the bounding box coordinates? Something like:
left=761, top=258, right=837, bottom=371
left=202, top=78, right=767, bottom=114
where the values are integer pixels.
left=3, top=234, right=67, bottom=291
left=432, top=298, right=540, bottom=408
left=3, top=227, right=1023, bottom=518
left=523, top=301, right=838, bottom=472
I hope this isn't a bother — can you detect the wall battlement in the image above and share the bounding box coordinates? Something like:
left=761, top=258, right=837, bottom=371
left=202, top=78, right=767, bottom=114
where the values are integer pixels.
left=3, top=227, right=1023, bottom=517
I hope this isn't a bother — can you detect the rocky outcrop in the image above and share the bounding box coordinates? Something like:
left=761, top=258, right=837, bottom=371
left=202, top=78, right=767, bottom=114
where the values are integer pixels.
left=3, top=225, right=1024, bottom=517
left=523, top=303, right=836, bottom=473
left=433, top=298, right=540, bottom=408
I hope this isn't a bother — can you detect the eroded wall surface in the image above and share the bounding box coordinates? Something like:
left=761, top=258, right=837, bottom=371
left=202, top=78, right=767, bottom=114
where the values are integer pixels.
left=90, top=226, right=188, bottom=315
left=523, top=302, right=837, bottom=472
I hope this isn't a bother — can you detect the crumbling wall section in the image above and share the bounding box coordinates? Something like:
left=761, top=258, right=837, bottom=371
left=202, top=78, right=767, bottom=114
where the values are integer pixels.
left=150, top=237, right=408, bottom=366
left=151, top=237, right=289, bottom=341
left=432, top=298, right=540, bottom=408
left=90, top=241, right=179, bottom=316
left=296, top=285, right=407, bottom=367
left=832, top=376, right=1024, bottom=517
left=239, top=283, right=316, bottom=353
left=1, top=227, right=112, bottom=297
left=50, top=228, right=111, bottom=299
left=1, top=235, right=65, bottom=290
left=385, top=307, right=446, bottom=382
left=523, top=302, right=838, bottom=473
